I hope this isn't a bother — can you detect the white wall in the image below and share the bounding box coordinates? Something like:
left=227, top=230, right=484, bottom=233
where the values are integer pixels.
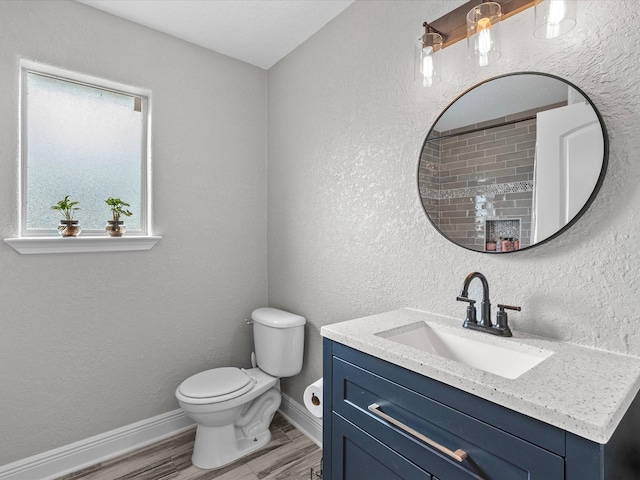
left=0, top=1, right=267, bottom=466
left=268, top=0, right=640, bottom=404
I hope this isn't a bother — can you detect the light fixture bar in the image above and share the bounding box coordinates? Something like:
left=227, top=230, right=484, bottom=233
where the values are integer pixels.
left=423, top=22, right=445, bottom=39
left=429, top=0, right=536, bottom=49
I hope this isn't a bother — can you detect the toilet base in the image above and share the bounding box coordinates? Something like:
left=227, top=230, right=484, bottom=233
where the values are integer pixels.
left=191, top=423, right=272, bottom=470
left=190, top=387, right=281, bottom=470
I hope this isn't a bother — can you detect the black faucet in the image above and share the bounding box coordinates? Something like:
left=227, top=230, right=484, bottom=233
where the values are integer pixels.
left=456, top=272, right=520, bottom=337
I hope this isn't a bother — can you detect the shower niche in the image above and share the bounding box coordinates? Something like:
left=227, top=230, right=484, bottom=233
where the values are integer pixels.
left=485, top=218, right=522, bottom=252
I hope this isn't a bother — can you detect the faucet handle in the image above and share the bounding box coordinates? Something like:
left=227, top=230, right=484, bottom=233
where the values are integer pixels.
left=495, top=304, right=520, bottom=337
left=456, top=296, right=475, bottom=305
left=497, top=304, right=521, bottom=312
left=457, top=296, right=477, bottom=326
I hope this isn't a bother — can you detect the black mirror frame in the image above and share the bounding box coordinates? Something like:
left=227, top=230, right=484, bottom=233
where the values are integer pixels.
left=417, top=71, right=609, bottom=254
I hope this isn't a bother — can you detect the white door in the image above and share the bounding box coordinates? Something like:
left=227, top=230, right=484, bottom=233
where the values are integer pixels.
left=533, top=102, right=604, bottom=243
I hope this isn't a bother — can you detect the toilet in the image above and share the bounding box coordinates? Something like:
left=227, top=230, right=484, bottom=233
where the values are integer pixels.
left=175, top=307, right=306, bottom=470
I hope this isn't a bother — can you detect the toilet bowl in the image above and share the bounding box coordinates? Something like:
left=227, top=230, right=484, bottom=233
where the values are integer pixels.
left=176, top=367, right=280, bottom=469
left=175, top=308, right=305, bottom=470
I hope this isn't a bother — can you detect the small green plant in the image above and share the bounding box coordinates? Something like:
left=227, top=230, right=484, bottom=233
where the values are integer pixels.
left=105, top=197, right=133, bottom=221
left=51, top=195, right=80, bottom=221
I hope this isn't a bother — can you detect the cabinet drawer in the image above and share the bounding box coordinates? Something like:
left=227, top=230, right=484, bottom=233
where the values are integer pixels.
left=331, top=413, right=432, bottom=480
left=333, top=357, right=564, bottom=480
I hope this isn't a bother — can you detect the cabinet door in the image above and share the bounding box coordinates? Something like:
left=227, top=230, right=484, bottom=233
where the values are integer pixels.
left=331, top=413, right=432, bottom=480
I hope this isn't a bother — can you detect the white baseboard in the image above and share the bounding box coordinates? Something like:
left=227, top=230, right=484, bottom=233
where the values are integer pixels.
left=0, top=396, right=323, bottom=480
left=278, top=393, right=323, bottom=448
left=0, top=410, right=195, bottom=480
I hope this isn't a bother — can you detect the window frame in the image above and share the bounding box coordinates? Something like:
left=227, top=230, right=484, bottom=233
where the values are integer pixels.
left=19, top=60, right=152, bottom=238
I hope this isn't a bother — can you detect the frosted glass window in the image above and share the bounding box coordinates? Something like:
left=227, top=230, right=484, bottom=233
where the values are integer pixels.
left=22, top=69, right=148, bottom=235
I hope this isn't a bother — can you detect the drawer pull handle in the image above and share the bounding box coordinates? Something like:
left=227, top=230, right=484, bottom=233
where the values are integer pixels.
left=368, top=403, right=468, bottom=462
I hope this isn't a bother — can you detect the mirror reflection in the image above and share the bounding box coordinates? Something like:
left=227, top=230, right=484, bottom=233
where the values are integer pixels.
left=418, top=72, right=608, bottom=253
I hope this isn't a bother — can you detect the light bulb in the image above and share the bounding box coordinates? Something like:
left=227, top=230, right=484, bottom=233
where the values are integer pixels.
left=546, top=1, right=566, bottom=37
left=422, top=46, right=435, bottom=83
left=477, top=18, right=492, bottom=65
left=548, top=0, right=566, bottom=23
left=478, top=17, right=492, bottom=30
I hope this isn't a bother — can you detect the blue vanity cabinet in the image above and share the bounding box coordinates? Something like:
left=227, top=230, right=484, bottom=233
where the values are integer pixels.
left=323, top=338, right=640, bottom=480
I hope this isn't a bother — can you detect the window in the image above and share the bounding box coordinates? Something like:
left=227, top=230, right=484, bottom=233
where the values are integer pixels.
left=20, top=62, right=150, bottom=237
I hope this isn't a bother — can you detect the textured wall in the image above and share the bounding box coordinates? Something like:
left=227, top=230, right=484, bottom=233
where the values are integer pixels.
left=0, top=1, right=267, bottom=465
left=268, top=0, right=640, bottom=406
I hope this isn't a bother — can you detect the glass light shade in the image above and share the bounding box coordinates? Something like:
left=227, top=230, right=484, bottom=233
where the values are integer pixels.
left=415, top=32, right=443, bottom=87
left=533, top=0, right=577, bottom=39
left=467, top=2, right=502, bottom=67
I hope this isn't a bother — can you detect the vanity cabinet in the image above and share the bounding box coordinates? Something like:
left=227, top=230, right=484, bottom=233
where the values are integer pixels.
left=323, top=339, right=640, bottom=480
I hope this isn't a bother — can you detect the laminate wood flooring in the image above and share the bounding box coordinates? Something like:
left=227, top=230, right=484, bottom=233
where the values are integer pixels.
left=57, top=414, right=322, bottom=480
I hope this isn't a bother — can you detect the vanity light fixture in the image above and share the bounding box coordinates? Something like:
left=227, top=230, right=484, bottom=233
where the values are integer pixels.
left=467, top=1, right=502, bottom=67
left=415, top=0, right=578, bottom=82
left=416, top=23, right=444, bottom=87
left=533, top=0, right=577, bottom=39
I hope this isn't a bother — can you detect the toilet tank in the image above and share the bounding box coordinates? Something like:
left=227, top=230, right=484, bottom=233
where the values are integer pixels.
left=252, top=307, right=306, bottom=377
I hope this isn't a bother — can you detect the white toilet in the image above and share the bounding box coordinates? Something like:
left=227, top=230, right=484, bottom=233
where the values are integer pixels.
left=175, top=307, right=306, bottom=470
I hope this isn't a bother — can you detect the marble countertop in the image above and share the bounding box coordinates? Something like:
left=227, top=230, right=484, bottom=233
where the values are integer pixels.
left=320, top=308, right=640, bottom=444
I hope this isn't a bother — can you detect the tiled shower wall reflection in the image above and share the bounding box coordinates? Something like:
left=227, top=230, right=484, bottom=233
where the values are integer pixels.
left=419, top=116, right=537, bottom=251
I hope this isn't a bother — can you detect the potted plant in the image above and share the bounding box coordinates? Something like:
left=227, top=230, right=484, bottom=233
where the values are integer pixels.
left=51, top=195, right=81, bottom=237
left=105, top=197, right=133, bottom=237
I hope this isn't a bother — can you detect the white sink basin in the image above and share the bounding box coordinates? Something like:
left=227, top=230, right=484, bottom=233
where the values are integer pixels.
left=376, top=321, right=553, bottom=379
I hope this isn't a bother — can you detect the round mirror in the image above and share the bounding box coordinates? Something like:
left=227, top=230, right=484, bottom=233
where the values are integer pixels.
left=418, top=72, right=608, bottom=253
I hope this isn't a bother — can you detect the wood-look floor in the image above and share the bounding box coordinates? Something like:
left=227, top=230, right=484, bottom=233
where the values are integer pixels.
left=57, top=413, right=322, bottom=480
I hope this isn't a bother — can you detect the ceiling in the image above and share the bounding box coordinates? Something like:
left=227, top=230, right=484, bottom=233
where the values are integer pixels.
left=77, top=0, right=355, bottom=70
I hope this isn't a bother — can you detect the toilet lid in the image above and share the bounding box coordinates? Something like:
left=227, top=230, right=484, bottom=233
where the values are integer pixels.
left=178, top=367, right=255, bottom=399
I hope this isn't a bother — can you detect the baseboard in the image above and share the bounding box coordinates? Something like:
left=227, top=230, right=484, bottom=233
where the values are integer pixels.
left=278, top=393, right=323, bottom=448
left=0, top=409, right=195, bottom=480
left=0, top=395, right=322, bottom=480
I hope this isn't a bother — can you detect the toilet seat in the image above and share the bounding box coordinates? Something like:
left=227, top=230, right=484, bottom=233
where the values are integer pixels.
left=178, top=367, right=256, bottom=403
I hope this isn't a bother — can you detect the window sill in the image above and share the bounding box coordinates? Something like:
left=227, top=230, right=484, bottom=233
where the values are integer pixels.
left=4, top=236, right=161, bottom=255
